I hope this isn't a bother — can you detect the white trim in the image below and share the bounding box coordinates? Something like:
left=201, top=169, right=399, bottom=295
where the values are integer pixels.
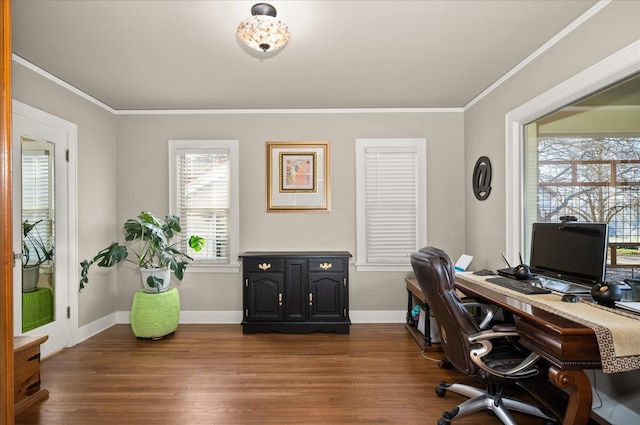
left=12, top=54, right=460, bottom=115
left=116, top=108, right=462, bottom=115
left=13, top=2, right=612, bottom=115
left=77, top=309, right=406, bottom=346
left=353, top=264, right=414, bottom=272
left=186, top=263, right=242, bottom=273
left=355, top=138, right=427, bottom=272
left=115, top=310, right=406, bottom=325
left=168, top=139, right=240, bottom=270
left=12, top=54, right=117, bottom=114
left=12, top=100, right=79, bottom=350
left=349, top=310, right=406, bottom=323
left=464, top=0, right=612, bottom=111
left=505, top=40, right=640, bottom=260
left=77, top=312, right=118, bottom=343
left=590, top=383, right=640, bottom=424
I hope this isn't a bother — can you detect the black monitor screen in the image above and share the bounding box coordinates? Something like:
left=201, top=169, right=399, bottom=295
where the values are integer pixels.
left=529, top=222, right=608, bottom=286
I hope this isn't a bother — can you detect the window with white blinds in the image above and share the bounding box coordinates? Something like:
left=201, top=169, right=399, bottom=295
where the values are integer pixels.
left=22, top=147, right=54, bottom=267
left=355, top=138, right=427, bottom=271
left=169, top=140, right=239, bottom=271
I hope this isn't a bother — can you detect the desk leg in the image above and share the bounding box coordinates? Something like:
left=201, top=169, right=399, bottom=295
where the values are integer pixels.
left=406, top=290, right=413, bottom=324
left=549, top=366, right=592, bottom=425
left=423, top=304, right=432, bottom=347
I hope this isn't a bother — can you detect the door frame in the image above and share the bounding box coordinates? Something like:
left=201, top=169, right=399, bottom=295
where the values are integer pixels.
left=1, top=0, right=14, bottom=422
left=12, top=100, right=79, bottom=356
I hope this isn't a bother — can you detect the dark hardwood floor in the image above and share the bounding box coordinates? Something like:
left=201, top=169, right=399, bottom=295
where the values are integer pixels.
left=16, top=324, right=553, bottom=424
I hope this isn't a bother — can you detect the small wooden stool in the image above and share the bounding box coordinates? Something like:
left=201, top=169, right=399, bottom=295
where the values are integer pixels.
left=130, top=287, right=180, bottom=339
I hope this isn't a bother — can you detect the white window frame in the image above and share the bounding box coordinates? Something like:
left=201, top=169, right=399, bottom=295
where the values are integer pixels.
left=505, top=41, right=640, bottom=261
left=169, top=139, right=240, bottom=273
left=355, top=138, right=427, bottom=272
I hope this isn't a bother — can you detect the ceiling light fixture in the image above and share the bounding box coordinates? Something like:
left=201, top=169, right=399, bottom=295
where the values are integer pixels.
left=237, top=3, right=290, bottom=53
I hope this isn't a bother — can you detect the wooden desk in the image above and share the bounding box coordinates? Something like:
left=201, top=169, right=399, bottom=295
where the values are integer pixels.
left=405, top=277, right=441, bottom=351
left=455, top=273, right=601, bottom=425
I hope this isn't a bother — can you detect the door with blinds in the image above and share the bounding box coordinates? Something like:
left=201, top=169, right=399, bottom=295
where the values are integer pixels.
left=12, top=101, right=77, bottom=358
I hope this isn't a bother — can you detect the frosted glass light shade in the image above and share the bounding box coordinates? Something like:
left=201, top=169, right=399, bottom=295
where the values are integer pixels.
left=237, top=4, right=290, bottom=52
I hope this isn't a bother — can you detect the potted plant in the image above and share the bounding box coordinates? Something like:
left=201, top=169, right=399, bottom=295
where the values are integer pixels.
left=79, top=211, right=205, bottom=293
left=22, top=219, right=55, bottom=292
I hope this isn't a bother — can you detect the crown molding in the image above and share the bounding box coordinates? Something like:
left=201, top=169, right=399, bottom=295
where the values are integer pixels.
left=114, top=107, right=462, bottom=115
left=12, top=0, right=612, bottom=116
left=12, top=53, right=117, bottom=114
left=464, top=0, right=612, bottom=111
left=12, top=54, right=461, bottom=115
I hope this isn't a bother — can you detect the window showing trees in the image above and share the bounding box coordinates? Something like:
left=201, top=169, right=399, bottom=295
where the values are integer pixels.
left=524, top=73, right=640, bottom=281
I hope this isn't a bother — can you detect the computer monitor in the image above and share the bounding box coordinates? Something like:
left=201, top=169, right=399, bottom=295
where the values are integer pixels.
left=529, top=222, right=609, bottom=286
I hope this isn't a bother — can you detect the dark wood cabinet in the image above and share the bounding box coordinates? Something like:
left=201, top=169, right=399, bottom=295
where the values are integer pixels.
left=240, top=252, right=351, bottom=334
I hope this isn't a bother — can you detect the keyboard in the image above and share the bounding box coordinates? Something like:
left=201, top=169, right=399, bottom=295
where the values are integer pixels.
left=486, top=277, right=550, bottom=295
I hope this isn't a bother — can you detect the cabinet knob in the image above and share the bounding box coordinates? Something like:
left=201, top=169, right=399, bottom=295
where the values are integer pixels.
left=278, top=292, right=283, bottom=306
left=309, top=293, right=313, bottom=305
left=320, top=262, right=332, bottom=270
left=258, top=263, right=271, bottom=270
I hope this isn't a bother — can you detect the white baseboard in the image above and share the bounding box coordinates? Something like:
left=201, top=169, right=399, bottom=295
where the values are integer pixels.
left=78, top=310, right=407, bottom=342
left=349, top=310, right=406, bottom=323
left=592, top=388, right=640, bottom=425
left=77, top=312, right=117, bottom=343
left=95, top=310, right=407, bottom=326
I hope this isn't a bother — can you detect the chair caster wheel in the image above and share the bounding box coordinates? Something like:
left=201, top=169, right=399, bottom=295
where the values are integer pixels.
left=435, top=386, right=447, bottom=397
left=437, top=418, right=450, bottom=425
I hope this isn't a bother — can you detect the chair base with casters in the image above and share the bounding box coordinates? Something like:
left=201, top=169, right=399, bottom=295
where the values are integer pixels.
left=435, top=381, right=558, bottom=425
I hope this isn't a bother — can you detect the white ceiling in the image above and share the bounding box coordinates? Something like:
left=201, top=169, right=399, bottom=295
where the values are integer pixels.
left=11, top=0, right=600, bottom=111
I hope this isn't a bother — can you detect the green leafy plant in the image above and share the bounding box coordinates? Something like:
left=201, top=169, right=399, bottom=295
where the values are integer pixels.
left=79, top=211, right=205, bottom=291
left=22, top=219, right=54, bottom=268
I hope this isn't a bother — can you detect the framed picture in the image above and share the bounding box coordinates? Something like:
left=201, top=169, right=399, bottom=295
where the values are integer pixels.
left=267, top=142, right=330, bottom=212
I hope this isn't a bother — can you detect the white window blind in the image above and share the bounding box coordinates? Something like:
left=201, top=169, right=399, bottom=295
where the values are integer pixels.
left=356, top=139, right=427, bottom=271
left=169, top=140, right=239, bottom=270
left=22, top=149, right=54, bottom=266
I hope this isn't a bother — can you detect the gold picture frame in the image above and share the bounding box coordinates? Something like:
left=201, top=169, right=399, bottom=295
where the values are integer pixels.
left=267, top=142, right=330, bottom=212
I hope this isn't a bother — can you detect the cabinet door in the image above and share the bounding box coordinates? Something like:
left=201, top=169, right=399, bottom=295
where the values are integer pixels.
left=245, top=273, right=283, bottom=321
left=308, top=272, right=344, bottom=321
left=285, top=259, right=307, bottom=321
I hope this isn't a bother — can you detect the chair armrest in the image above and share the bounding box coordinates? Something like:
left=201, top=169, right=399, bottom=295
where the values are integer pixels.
left=467, top=328, right=541, bottom=379
left=460, top=299, right=499, bottom=329
left=468, top=327, right=519, bottom=343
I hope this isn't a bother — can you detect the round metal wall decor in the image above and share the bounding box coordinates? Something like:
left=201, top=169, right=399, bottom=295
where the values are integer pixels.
left=472, top=156, right=492, bottom=201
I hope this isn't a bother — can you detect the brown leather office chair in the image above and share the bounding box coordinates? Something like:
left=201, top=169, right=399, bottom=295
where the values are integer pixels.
left=410, top=247, right=558, bottom=425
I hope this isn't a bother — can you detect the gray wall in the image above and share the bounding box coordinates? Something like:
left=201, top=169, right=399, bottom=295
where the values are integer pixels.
left=463, top=0, right=640, bottom=415
left=114, top=112, right=466, bottom=312
left=12, top=62, right=118, bottom=327
left=12, top=60, right=467, bottom=323
left=464, top=0, right=640, bottom=270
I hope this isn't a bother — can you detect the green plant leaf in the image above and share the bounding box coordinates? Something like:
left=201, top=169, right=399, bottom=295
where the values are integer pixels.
left=165, top=214, right=182, bottom=236
left=146, top=274, right=164, bottom=292
left=93, top=242, right=128, bottom=267
left=173, top=260, right=188, bottom=281
left=189, top=235, right=205, bottom=252
left=79, top=210, right=204, bottom=291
